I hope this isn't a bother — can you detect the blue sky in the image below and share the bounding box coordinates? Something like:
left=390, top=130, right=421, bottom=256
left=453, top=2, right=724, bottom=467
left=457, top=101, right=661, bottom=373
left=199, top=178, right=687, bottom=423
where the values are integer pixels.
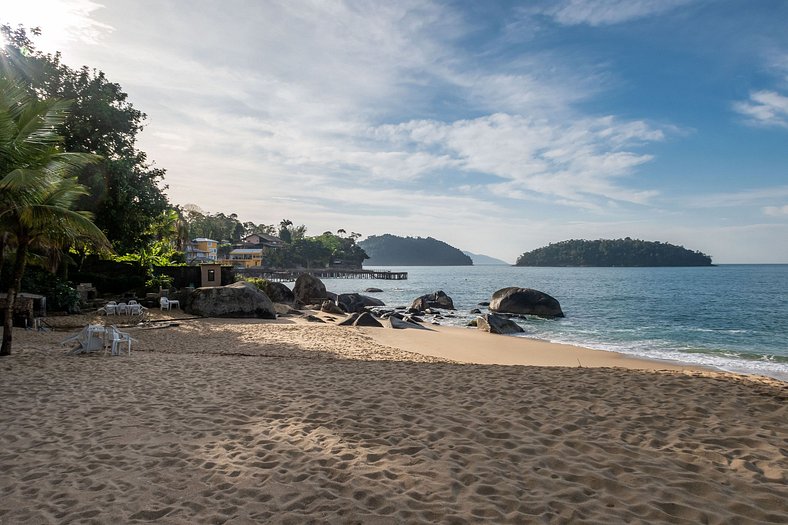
left=3, top=0, right=787, bottom=262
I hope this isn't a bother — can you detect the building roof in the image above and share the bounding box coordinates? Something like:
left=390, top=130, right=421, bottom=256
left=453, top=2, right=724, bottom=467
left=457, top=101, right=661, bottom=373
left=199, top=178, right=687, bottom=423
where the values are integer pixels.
left=192, top=238, right=218, bottom=243
left=229, top=248, right=264, bottom=255
left=243, top=233, right=284, bottom=245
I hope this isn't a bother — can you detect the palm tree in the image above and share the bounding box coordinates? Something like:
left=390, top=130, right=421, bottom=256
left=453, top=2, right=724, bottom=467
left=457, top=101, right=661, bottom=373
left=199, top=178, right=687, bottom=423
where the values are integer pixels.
left=1, top=76, right=109, bottom=356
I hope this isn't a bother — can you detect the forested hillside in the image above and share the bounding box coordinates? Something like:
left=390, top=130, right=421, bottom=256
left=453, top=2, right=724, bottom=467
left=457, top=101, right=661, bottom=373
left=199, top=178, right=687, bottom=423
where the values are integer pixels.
left=360, top=235, right=473, bottom=266
left=516, top=239, right=713, bottom=267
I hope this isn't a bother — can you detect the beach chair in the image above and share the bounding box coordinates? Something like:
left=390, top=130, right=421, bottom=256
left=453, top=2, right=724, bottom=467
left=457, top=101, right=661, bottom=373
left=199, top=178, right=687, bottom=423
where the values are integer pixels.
left=128, top=303, right=145, bottom=316
left=106, top=325, right=135, bottom=355
left=61, top=324, right=106, bottom=353
left=101, top=301, right=117, bottom=315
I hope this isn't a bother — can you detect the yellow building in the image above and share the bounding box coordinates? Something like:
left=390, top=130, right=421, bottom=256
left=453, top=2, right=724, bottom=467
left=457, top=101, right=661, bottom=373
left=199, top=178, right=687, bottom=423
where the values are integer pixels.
left=225, top=247, right=264, bottom=268
left=186, top=238, right=218, bottom=264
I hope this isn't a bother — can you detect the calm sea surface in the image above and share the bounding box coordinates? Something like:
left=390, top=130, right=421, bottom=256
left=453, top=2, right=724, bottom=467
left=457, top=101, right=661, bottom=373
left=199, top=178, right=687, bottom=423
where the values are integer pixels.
left=320, top=265, right=788, bottom=381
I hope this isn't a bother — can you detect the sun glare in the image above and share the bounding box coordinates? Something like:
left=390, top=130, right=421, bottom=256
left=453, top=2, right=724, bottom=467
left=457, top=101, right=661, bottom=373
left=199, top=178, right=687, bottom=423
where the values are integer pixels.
left=1, top=1, right=110, bottom=53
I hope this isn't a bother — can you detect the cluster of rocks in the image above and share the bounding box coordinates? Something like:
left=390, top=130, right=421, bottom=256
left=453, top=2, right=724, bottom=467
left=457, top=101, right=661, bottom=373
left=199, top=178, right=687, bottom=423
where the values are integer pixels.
left=184, top=273, right=564, bottom=337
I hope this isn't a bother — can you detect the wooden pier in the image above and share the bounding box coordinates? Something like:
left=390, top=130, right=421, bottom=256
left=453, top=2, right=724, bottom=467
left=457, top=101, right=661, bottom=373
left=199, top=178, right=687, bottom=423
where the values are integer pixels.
left=237, top=268, right=407, bottom=282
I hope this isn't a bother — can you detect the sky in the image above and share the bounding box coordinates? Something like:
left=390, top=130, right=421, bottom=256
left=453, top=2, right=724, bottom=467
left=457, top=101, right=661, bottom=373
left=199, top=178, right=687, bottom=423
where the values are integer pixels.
left=2, top=0, right=787, bottom=263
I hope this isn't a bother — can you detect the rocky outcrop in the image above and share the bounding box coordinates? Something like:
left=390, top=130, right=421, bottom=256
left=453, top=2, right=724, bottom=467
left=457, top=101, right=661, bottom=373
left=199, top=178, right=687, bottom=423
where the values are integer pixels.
left=389, top=316, right=428, bottom=330
left=186, top=281, right=276, bottom=319
left=293, top=274, right=327, bottom=305
left=336, top=311, right=383, bottom=327
left=321, top=300, right=346, bottom=315
left=259, top=280, right=295, bottom=304
left=489, top=287, right=564, bottom=318
left=337, top=293, right=385, bottom=313
left=476, top=313, right=524, bottom=335
left=410, top=291, right=455, bottom=311
left=365, top=287, right=383, bottom=293
left=353, top=312, right=383, bottom=327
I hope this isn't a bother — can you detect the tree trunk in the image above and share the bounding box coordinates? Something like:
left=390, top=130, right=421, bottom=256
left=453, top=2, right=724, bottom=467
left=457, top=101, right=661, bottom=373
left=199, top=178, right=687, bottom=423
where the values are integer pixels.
left=1, top=241, right=29, bottom=356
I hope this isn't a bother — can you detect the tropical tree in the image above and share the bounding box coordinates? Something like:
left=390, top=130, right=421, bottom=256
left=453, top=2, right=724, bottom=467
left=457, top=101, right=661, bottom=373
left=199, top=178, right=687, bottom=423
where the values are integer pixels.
left=1, top=25, right=169, bottom=254
left=0, top=77, right=109, bottom=356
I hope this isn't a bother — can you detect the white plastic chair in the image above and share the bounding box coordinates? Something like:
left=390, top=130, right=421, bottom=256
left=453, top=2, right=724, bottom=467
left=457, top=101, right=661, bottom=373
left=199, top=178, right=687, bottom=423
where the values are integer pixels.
left=106, top=325, right=134, bottom=355
left=103, top=301, right=117, bottom=315
left=159, top=297, right=170, bottom=310
left=116, top=302, right=128, bottom=315
left=128, top=300, right=138, bottom=305
left=128, top=303, right=145, bottom=316
left=61, top=324, right=106, bottom=353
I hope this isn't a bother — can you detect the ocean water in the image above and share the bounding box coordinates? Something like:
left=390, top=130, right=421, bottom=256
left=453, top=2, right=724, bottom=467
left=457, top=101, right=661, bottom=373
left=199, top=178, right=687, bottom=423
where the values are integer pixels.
left=320, top=265, right=788, bottom=381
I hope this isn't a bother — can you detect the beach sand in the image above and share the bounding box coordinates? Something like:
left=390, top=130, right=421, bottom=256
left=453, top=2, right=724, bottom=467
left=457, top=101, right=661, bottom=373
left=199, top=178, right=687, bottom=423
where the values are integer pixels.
left=1, top=311, right=786, bottom=524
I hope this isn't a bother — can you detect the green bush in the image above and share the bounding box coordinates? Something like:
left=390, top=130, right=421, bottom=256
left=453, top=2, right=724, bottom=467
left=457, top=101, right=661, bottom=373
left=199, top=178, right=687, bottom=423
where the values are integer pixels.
left=146, top=273, right=174, bottom=290
left=21, top=269, right=81, bottom=313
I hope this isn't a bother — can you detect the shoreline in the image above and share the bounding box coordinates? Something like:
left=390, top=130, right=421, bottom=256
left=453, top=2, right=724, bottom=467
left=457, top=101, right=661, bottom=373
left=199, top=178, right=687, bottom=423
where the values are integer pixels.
left=360, top=322, right=713, bottom=374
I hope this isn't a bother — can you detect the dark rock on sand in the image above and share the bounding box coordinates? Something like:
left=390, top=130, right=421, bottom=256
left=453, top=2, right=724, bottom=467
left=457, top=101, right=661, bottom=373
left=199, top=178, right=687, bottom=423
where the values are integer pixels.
left=320, top=300, right=346, bottom=315
left=337, top=293, right=385, bottom=314
left=186, top=282, right=276, bottom=319
left=476, top=313, right=525, bottom=335
left=257, top=280, right=295, bottom=304
left=389, top=316, right=428, bottom=330
left=353, top=312, right=383, bottom=327
left=489, top=287, right=564, bottom=318
left=337, top=313, right=360, bottom=326
left=293, top=274, right=327, bottom=305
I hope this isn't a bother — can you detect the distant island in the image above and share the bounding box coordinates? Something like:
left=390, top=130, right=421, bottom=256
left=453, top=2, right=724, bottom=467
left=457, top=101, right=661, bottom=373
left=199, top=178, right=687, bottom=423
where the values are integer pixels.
left=360, top=235, right=473, bottom=266
left=462, top=251, right=509, bottom=265
left=516, top=239, right=713, bottom=267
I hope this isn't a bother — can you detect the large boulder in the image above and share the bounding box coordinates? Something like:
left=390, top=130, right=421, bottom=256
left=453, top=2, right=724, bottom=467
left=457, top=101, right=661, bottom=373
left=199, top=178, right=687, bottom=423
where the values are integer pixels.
left=337, top=293, right=385, bottom=313
left=410, top=290, right=455, bottom=311
left=389, top=316, right=428, bottom=330
left=476, top=313, right=525, bottom=335
left=353, top=312, right=383, bottom=327
left=186, top=282, right=276, bottom=318
left=293, top=274, right=327, bottom=305
left=489, top=287, right=564, bottom=318
left=336, top=311, right=383, bottom=327
left=258, top=280, right=295, bottom=304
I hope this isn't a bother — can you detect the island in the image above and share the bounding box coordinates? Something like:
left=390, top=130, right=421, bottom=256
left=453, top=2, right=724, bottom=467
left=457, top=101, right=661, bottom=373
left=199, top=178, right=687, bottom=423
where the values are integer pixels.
left=516, top=239, right=713, bottom=267
left=359, top=234, right=473, bottom=266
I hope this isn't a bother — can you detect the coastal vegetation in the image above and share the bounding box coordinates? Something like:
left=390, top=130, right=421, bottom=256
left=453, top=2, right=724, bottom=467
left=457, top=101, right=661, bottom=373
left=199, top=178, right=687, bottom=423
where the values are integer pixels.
left=359, top=234, right=473, bottom=266
left=516, top=239, right=713, bottom=267
left=0, top=75, right=110, bottom=355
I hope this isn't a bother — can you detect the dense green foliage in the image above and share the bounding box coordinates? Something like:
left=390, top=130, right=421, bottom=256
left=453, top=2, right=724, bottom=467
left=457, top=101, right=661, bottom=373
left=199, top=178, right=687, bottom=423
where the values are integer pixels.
left=0, top=75, right=109, bottom=354
left=265, top=228, right=368, bottom=269
left=515, top=239, right=713, bottom=267
left=20, top=268, right=80, bottom=313
left=183, top=205, right=275, bottom=244
left=359, top=235, right=473, bottom=266
left=1, top=25, right=169, bottom=254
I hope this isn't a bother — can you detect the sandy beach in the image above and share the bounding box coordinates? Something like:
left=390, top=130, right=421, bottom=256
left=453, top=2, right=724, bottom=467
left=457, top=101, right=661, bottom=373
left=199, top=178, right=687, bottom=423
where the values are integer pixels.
left=1, top=311, right=786, bottom=524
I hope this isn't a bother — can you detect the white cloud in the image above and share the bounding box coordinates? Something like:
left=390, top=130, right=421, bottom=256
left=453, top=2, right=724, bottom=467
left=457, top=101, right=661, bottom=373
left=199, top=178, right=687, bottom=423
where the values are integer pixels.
left=685, top=186, right=788, bottom=208
left=529, top=0, right=696, bottom=27
left=374, top=113, right=665, bottom=206
left=733, top=90, right=788, bottom=128
left=764, top=205, right=788, bottom=217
